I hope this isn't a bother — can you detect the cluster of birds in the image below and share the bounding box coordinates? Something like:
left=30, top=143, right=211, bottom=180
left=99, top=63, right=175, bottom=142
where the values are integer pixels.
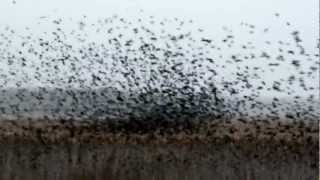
left=0, top=13, right=319, bottom=122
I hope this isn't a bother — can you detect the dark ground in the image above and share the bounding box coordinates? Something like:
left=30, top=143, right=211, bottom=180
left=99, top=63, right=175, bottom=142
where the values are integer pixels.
left=0, top=119, right=318, bottom=180
left=0, top=142, right=317, bottom=180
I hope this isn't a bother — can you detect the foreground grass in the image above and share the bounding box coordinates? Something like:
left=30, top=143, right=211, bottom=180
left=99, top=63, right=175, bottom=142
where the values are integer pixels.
left=0, top=118, right=318, bottom=180
left=0, top=118, right=317, bottom=145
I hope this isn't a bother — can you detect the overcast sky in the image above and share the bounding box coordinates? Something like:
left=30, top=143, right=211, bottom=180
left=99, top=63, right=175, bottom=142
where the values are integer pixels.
left=0, top=0, right=318, bottom=46
left=0, top=0, right=319, bottom=97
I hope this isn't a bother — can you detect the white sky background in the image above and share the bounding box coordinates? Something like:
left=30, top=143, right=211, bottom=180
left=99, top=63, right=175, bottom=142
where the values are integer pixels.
left=0, top=0, right=319, bottom=98
left=0, top=0, right=318, bottom=47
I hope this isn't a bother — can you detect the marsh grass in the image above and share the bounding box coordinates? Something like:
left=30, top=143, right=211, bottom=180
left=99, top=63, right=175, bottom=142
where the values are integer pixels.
left=0, top=118, right=318, bottom=180
left=0, top=143, right=317, bottom=180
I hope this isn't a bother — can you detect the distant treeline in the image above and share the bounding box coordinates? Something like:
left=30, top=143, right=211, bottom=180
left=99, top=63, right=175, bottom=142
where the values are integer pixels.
left=0, top=86, right=224, bottom=121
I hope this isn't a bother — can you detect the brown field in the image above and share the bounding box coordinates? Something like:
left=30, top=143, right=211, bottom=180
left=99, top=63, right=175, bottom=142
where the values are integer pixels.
left=0, top=118, right=318, bottom=180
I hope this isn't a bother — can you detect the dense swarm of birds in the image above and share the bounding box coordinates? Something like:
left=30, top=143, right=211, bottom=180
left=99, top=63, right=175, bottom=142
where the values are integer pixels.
left=0, top=13, right=319, bottom=122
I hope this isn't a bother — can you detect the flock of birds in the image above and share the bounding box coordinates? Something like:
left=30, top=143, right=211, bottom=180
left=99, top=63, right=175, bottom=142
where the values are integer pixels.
left=0, top=13, right=319, bottom=122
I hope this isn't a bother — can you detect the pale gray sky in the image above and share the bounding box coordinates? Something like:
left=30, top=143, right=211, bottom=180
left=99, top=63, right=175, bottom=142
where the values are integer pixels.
left=0, top=0, right=319, bottom=97
left=0, top=0, right=318, bottom=46
left=0, top=0, right=319, bottom=119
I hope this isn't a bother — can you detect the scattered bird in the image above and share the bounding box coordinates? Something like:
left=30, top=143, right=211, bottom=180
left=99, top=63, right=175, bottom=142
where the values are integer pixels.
left=0, top=13, right=318, bottom=127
